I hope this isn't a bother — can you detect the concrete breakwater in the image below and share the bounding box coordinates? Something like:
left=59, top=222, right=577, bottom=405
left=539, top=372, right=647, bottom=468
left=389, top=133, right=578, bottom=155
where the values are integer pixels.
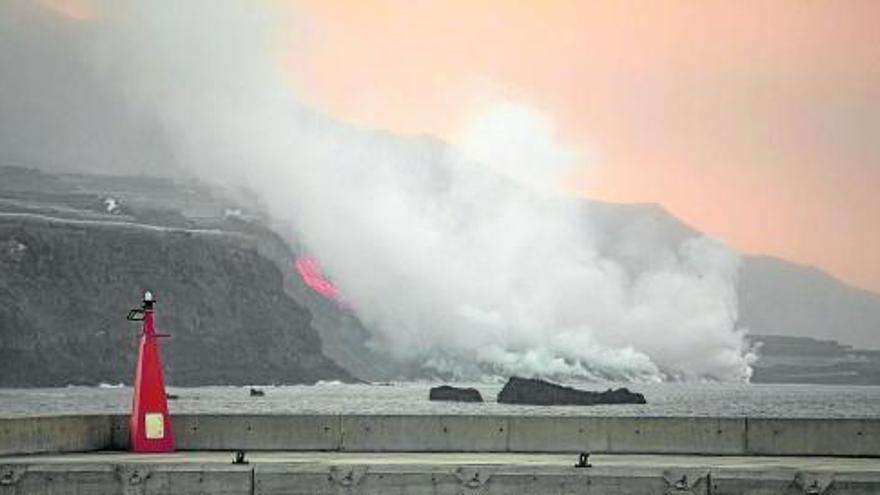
left=3, top=415, right=880, bottom=494
left=4, top=451, right=880, bottom=495
left=3, top=414, right=880, bottom=457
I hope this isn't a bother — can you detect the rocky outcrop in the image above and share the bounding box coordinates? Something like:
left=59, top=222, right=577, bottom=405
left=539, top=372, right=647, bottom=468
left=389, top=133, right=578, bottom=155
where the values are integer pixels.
left=429, top=385, right=483, bottom=402
left=497, top=377, right=646, bottom=405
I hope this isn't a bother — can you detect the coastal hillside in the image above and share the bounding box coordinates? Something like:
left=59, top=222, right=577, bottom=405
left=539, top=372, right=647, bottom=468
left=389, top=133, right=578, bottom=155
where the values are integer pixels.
left=0, top=166, right=351, bottom=386
left=586, top=200, right=880, bottom=351
left=749, top=334, right=880, bottom=385
left=3, top=165, right=879, bottom=385
left=740, top=256, right=880, bottom=350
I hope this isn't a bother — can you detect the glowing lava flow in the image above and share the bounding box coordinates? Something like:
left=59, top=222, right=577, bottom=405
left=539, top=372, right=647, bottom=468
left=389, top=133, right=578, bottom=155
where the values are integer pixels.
left=294, top=255, right=341, bottom=302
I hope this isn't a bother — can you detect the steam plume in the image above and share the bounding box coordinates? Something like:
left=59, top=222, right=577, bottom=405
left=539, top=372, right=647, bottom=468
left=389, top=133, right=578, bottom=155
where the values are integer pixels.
left=0, top=0, right=755, bottom=381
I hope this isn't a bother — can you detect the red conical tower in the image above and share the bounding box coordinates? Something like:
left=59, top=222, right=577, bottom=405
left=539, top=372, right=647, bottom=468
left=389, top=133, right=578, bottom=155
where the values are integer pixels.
left=128, top=291, right=174, bottom=452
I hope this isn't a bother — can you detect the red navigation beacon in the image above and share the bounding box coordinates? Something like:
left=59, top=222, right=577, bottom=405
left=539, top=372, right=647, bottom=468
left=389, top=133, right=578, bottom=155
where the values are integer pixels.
left=126, top=291, right=174, bottom=453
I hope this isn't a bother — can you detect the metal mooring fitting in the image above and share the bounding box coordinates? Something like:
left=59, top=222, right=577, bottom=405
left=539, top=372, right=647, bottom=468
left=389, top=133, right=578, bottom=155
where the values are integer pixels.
left=804, top=480, right=822, bottom=495
left=574, top=452, right=592, bottom=468
left=674, top=475, right=689, bottom=490
left=232, top=450, right=248, bottom=465
left=455, top=467, right=492, bottom=490
left=129, top=472, right=144, bottom=485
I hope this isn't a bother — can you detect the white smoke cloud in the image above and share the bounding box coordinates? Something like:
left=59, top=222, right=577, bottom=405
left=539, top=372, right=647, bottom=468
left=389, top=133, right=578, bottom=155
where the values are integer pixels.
left=454, top=99, right=582, bottom=196
left=3, top=0, right=755, bottom=381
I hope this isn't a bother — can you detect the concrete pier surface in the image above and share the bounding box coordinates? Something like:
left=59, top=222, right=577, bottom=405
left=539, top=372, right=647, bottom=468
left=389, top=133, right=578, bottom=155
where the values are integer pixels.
left=4, top=414, right=880, bottom=493
left=2, top=451, right=880, bottom=494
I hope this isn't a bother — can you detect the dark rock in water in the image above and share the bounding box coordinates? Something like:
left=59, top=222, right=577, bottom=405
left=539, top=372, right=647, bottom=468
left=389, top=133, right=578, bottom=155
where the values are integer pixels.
left=497, top=376, right=646, bottom=406
left=249, top=387, right=265, bottom=397
left=166, top=393, right=179, bottom=400
left=429, top=385, right=484, bottom=402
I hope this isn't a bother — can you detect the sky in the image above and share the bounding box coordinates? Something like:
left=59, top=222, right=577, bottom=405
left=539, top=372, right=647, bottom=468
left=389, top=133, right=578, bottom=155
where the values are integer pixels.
left=281, top=0, right=880, bottom=294
left=37, top=0, right=880, bottom=293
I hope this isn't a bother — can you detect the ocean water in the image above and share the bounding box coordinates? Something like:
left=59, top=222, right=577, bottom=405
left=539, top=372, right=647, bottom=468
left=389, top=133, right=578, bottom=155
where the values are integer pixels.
left=2, top=382, right=880, bottom=418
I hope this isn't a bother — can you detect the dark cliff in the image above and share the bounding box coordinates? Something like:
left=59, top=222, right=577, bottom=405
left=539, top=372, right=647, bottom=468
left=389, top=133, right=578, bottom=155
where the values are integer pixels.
left=0, top=167, right=352, bottom=386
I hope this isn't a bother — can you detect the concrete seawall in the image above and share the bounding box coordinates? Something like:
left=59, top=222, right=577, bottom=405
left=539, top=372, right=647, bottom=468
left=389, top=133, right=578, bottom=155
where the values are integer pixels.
left=3, top=414, right=880, bottom=457
left=0, top=415, right=113, bottom=456
left=4, top=416, right=880, bottom=494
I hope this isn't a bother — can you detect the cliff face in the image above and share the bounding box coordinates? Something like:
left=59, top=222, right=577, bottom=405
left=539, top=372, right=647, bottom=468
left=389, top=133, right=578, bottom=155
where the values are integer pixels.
left=0, top=168, right=352, bottom=386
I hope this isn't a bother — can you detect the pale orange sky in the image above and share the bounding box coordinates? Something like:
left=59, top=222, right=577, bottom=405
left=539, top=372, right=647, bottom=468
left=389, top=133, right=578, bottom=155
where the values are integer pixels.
left=284, top=0, right=880, bottom=293
left=44, top=0, right=880, bottom=293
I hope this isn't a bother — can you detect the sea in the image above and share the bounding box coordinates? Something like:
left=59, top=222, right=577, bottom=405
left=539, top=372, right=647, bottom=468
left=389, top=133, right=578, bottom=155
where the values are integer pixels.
left=2, top=382, right=880, bottom=418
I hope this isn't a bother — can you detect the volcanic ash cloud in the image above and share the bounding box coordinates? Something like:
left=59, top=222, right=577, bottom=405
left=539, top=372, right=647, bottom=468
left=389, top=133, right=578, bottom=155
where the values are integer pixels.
left=8, top=0, right=755, bottom=381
